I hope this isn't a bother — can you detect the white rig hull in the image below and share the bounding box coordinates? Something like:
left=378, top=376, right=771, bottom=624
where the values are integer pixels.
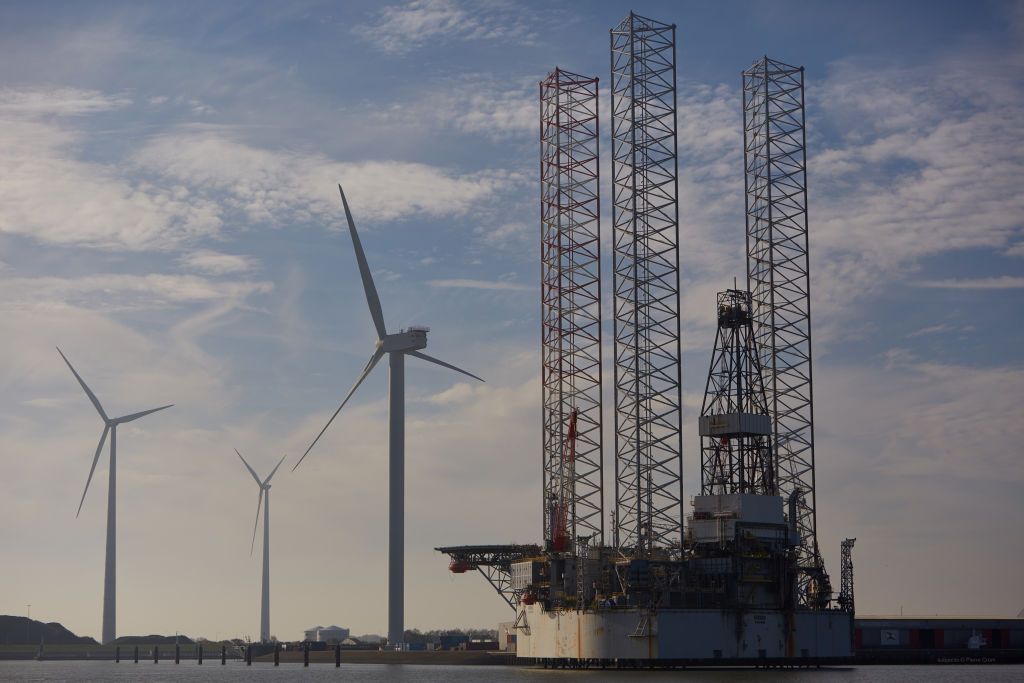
left=515, top=605, right=852, bottom=663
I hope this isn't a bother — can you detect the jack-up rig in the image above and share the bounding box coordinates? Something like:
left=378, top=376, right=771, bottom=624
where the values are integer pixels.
left=438, top=12, right=854, bottom=667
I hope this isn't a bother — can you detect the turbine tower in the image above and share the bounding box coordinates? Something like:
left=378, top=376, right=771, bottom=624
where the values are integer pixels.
left=235, top=449, right=287, bottom=643
left=293, top=185, right=483, bottom=647
left=57, top=347, right=172, bottom=645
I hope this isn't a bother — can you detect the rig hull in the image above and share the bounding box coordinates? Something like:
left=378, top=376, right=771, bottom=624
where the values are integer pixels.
left=516, top=605, right=853, bottom=663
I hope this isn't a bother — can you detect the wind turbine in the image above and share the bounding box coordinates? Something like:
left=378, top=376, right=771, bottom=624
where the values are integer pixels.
left=292, top=185, right=483, bottom=647
left=57, top=347, right=172, bottom=645
left=235, top=449, right=287, bottom=643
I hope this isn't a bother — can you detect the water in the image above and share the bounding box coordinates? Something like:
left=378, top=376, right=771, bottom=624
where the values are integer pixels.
left=1, top=662, right=1022, bottom=682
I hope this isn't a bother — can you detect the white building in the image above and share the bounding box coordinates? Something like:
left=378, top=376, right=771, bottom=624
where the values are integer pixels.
left=303, top=625, right=350, bottom=642
left=317, top=625, right=349, bottom=642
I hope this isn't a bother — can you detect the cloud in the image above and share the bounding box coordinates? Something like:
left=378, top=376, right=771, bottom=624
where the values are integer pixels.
left=0, top=273, right=273, bottom=312
left=365, top=73, right=536, bottom=141
left=0, top=85, right=521, bottom=254
left=436, top=76, right=536, bottom=139
left=428, top=278, right=531, bottom=291
left=810, top=54, right=1024, bottom=313
left=0, top=87, right=131, bottom=116
left=473, top=220, right=530, bottom=246
left=914, top=276, right=1024, bottom=290
left=0, top=116, right=223, bottom=251
left=906, top=323, right=953, bottom=338
left=179, top=249, right=259, bottom=275
left=425, top=381, right=476, bottom=405
left=354, top=0, right=536, bottom=55
left=132, top=130, right=520, bottom=225
left=22, top=397, right=63, bottom=408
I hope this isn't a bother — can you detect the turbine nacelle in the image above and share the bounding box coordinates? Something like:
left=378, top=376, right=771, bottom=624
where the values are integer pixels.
left=379, top=328, right=428, bottom=353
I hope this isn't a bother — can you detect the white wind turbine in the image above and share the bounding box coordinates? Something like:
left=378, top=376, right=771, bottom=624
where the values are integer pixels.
left=57, top=347, right=172, bottom=645
left=235, top=449, right=287, bottom=643
left=292, top=185, right=483, bottom=647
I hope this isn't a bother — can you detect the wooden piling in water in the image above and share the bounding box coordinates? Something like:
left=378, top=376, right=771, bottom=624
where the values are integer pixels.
left=304, top=641, right=310, bottom=667
left=154, top=645, right=159, bottom=663
left=221, top=644, right=226, bottom=665
left=274, top=642, right=280, bottom=666
left=198, top=644, right=203, bottom=665
left=115, top=646, right=120, bottom=663
left=133, top=645, right=138, bottom=663
left=175, top=643, right=180, bottom=664
left=336, top=643, right=341, bottom=667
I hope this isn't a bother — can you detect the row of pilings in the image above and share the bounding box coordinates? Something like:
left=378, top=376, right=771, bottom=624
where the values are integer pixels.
left=106, top=641, right=342, bottom=667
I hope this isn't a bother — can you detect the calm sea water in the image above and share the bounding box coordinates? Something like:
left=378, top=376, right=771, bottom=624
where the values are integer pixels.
left=1, top=662, right=1023, bottom=682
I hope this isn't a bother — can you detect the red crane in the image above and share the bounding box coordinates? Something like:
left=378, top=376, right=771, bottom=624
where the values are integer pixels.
left=551, top=408, right=579, bottom=553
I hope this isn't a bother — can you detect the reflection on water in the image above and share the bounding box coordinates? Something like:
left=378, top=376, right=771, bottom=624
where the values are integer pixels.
left=1, top=662, right=1023, bottom=682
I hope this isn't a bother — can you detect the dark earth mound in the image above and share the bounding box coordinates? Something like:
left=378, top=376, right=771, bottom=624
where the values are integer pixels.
left=114, top=634, right=194, bottom=645
left=0, top=616, right=98, bottom=646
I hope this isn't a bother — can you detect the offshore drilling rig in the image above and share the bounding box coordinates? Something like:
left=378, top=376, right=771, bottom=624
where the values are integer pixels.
left=438, top=12, right=853, bottom=666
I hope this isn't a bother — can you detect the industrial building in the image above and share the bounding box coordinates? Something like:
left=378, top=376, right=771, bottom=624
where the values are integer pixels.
left=855, top=617, right=1024, bottom=664
left=439, top=12, right=854, bottom=667
left=302, top=625, right=350, bottom=643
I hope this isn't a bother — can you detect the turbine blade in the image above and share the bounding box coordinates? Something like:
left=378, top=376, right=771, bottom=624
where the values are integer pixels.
left=235, top=449, right=263, bottom=486
left=264, top=453, right=288, bottom=485
left=292, top=347, right=384, bottom=472
left=250, top=489, right=264, bottom=556
left=77, top=424, right=110, bottom=518
left=56, top=347, right=107, bottom=421
left=338, top=185, right=387, bottom=339
left=115, top=404, right=173, bottom=424
left=407, top=350, right=484, bottom=382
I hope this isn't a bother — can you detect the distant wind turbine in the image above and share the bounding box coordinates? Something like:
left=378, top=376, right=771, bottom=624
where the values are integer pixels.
left=292, top=185, right=483, bottom=647
left=235, top=449, right=287, bottom=644
left=57, top=347, right=172, bottom=645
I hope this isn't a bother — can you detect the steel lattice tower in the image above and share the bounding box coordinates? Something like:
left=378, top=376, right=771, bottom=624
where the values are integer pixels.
left=838, top=538, right=856, bottom=613
left=699, top=289, right=776, bottom=496
left=610, top=13, right=682, bottom=557
left=743, top=57, right=827, bottom=600
left=540, top=68, right=604, bottom=553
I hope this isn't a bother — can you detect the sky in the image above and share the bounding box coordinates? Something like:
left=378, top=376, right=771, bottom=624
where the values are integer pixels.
left=0, top=0, right=1022, bottom=642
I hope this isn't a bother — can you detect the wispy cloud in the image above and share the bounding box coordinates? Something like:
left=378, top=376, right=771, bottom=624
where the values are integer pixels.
left=425, top=381, right=476, bottom=405
left=0, top=85, right=523, bottom=253
left=906, top=323, right=974, bottom=338
left=370, top=74, right=535, bottom=140
left=0, top=273, right=273, bottom=312
left=0, top=115, right=223, bottom=251
left=354, top=0, right=536, bottom=55
left=178, top=250, right=259, bottom=275
left=428, top=278, right=531, bottom=291
left=473, top=220, right=530, bottom=246
left=132, top=130, right=520, bottom=225
left=811, top=53, right=1024, bottom=312
left=914, top=276, right=1024, bottom=290
left=0, top=87, right=131, bottom=116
